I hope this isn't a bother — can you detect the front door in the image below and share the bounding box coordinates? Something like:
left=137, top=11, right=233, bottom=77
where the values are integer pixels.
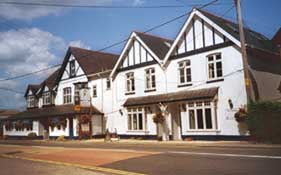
left=69, top=117, right=74, bottom=138
left=170, top=104, right=182, bottom=140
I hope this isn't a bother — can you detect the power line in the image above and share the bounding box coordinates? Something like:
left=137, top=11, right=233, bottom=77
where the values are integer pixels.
left=0, top=64, right=60, bottom=82
left=0, top=87, right=25, bottom=94
left=0, top=1, right=186, bottom=8
left=0, top=0, right=219, bottom=82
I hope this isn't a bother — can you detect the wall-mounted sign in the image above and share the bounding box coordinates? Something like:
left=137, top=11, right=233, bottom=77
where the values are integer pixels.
left=74, top=105, right=81, bottom=112
left=80, top=88, right=91, bottom=107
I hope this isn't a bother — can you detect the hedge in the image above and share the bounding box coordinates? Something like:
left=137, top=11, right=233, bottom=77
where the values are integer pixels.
left=245, top=101, right=281, bottom=143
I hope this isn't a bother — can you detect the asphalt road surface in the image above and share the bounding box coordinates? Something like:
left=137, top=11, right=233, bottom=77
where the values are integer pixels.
left=0, top=141, right=281, bottom=175
left=0, top=157, right=105, bottom=175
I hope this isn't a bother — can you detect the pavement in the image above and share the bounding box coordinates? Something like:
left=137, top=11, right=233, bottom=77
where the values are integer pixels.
left=0, top=140, right=281, bottom=175
left=0, top=157, right=105, bottom=175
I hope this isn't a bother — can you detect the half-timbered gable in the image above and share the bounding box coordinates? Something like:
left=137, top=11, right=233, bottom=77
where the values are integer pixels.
left=111, top=32, right=172, bottom=77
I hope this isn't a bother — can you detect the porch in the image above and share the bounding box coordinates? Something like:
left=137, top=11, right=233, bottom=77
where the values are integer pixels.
left=123, top=87, right=219, bottom=141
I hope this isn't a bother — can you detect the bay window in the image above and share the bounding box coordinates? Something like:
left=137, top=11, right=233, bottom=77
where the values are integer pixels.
left=127, top=107, right=146, bottom=131
left=63, top=87, right=72, bottom=104
left=145, top=68, right=156, bottom=90
left=207, top=53, right=223, bottom=80
left=178, top=60, right=192, bottom=85
left=126, top=72, right=135, bottom=93
left=187, top=101, right=217, bottom=130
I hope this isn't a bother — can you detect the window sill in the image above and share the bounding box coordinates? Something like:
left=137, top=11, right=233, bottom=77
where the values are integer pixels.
left=206, top=78, right=224, bottom=84
left=144, top=88, right=156, bottom=93
left=185, top=129, right=220, bottom=132
left=127, top=130, right=149, bottom=133
left=125, top=92, right=135, bottom=95
left=178, top=83, right=192, bottom=88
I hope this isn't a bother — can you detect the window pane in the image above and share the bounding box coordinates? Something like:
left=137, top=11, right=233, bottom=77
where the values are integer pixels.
left=179, top=69, right=185, bottom=83
left=138, top=113, right=143, bottom=130
left=205, top=108, right=212, bottom=129
left=216, top=54, right=221, bottom=60
left=186, top=68, right=191, bottom=82
left=128, top=114, right=132, bottom=130
left=133, top=114, right=138, bottom=130
left=216, top=62, right=223, bottom=77
left=197, top=109, right=204, bottom=129
left=208, top=63, right=215, bottom=78
left=189, top=110, right=195, bottom=129
left=208, top=56, right=214, bottom=61
left=152, top=75, right=156, bottom=88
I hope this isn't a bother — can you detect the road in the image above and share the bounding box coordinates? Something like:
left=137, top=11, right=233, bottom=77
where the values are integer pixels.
left=0, top=157, right=105, bottom=175
left=0, top=140, right=281, bottom=175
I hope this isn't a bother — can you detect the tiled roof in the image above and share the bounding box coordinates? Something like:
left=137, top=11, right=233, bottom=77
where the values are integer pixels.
left=4, top=105, right=102, bottom=120
left=135, top=32, right=173, bottom=60
left=70, top=47, right=119, bottom=75
left=43, top=68, right=60, bottom=90
left=123, top=87, right=218, bottom=107
left=0, top=109, right=19, bottom=119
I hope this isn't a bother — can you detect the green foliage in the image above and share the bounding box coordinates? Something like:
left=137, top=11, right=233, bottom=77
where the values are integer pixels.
left=245, top=101, right=281, bottom=143
left=56, top=135, right=65, bottom=141
left=27, top=132, right=37, bottom=139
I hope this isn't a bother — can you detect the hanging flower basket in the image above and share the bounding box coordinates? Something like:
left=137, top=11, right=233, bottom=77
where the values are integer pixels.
left=153, top=113, right=165, bottom=124
left=79, top=115, right=91, bottom=124
left=234, top=108, right=247, bottom=122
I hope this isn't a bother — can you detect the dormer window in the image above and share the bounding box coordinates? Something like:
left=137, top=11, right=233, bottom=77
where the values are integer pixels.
left=27, top=95, right=35, bottom=108
left=69, top=60, right=76, bottom=77
left=42, top=92, right=51, bottom=105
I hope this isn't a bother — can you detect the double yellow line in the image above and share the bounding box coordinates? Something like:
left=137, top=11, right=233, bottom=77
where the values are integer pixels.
left=0, top=154, right=145, bottom=175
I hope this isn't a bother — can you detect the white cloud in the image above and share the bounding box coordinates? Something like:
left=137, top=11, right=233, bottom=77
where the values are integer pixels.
left=0, top=0, right=113, bottom=21
left=69, top=40, right=91, bottom=50
left=0, top=28, right=65, bottom=76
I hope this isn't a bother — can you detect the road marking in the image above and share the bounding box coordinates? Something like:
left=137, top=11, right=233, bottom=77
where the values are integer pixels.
left=167, top=151, right=281, bottom=159
left=0, top=154, right=145, bottom=175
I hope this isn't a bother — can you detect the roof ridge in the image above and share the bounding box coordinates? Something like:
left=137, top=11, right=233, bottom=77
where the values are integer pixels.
left=70, top=46, right=119, bottom=57
left=134, top=31, right=173, bottom=43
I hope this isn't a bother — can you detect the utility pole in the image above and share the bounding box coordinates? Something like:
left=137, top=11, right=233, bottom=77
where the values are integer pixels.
left=234, top=0, right=253, bottom=103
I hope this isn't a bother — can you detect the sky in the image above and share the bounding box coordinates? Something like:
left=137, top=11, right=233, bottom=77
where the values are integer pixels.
left=0, top=0, right=280, bottom=110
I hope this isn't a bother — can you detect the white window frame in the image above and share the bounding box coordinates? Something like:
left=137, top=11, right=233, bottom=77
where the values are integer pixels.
left=186, top=101, right=217, bottom=131
left=27, top=95, right=35, bottom=108
left=125, top=72, right=135, bottom=93
left=127, top=107, right=146, bottom=131
left=63, top=87, right=72, bottom=104
left=145, top=68, right=156, bottom=90
left=178, top=60, right=192, bottom=85
left=93, top=85, right=97, bottom=97
left=207, top=53, right=223, bottom=80
left=42, top=92, right=51, bottom=105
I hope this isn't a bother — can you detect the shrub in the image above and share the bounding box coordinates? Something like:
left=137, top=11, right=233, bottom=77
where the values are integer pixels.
left=27, top=132, right=37, bottom=139
left=56, top=135, right=65, bottom=141
left=245, top=101, right=281, bottom=143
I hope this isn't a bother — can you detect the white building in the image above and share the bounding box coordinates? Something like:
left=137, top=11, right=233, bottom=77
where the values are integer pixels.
left=3, top=8, right=281, bottom=140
